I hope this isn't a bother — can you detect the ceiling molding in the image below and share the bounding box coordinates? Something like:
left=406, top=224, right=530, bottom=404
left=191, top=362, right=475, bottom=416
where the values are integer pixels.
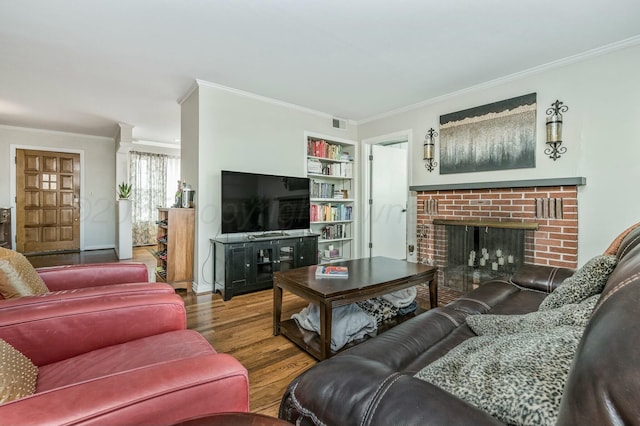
left=0, top=124, right=114, bottom=141
left=193, top=79, right=335, bottom=119
left=358, top=35, right=640, bottom=125
left=176, top=80, right=200, bottom=106
left=133, top=139, right=181, bottom=149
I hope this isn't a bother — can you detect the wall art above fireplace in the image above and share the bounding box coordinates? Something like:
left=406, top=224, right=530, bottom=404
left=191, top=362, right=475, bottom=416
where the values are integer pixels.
left=439, top=93, right=537, bottom=174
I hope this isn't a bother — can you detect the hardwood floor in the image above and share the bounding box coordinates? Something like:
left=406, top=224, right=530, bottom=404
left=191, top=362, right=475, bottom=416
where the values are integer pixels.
left=27, top=247, right=463, bottom=418
left=182, top=289, right=315, bottom=416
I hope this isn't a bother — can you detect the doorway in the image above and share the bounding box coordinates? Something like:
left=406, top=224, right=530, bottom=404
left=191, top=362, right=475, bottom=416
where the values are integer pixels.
left=15, top=149, right=81, bottom=254
left=363, top=132, right=410, bottom=260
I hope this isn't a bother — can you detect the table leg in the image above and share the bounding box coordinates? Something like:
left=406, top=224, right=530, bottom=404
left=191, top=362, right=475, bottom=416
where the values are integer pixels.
left=273, top=281, right=283, bottom=336
left=319, top=302, right=333, bottom=360
left=429, top=273, right=438, bottom=309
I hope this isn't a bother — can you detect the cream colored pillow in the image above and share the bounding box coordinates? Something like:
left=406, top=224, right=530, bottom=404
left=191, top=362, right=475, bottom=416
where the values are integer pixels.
left=0, top=338, right=38, bottom=404
left=0, top=247, right=49, bottom=299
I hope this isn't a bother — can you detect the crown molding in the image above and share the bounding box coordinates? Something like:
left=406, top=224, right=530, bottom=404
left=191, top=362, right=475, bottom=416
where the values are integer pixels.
left=0, top=124, right=113, bottom=141
left=176, top=80, right=200, bottom=105
left=358, top=35, right=640, bottom=125
left=133, top=139, right=181, bottom=149
left=180, top=79, right=335, bottom=119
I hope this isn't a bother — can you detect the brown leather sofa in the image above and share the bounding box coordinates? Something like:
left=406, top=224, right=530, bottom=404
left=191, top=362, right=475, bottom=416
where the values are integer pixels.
left=0, top=263, right=249, bottom=425
left=279, top=226, right=640, bottom=425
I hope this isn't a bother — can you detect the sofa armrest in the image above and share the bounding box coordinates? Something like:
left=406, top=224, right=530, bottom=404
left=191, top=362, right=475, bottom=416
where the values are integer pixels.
left=0, top=290, right=186, bottom=365
left=0, top=353, right=249, bottom=426
left=510, top=264, right=574, bottom=293
left=37, top=262, right=150, bottom=291
left=280, top=356, right=502, bottom=426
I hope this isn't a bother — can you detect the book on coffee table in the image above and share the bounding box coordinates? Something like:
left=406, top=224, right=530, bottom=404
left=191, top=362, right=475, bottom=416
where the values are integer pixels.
left=315, top=265, right=349, bottom=278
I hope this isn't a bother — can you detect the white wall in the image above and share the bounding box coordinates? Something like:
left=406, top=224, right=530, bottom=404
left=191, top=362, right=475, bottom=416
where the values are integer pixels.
left=0, top=125, right=116, bottom=250
left=358, top=43, right=640, bottom=265
left=180, top=86, right=200, bottom=289
left=181, top=81, right=358, bottom=293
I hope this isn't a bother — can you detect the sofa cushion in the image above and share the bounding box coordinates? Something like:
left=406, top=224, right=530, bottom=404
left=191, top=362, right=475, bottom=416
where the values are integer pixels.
left=0, top=338, right=38, bottom=404
left=538, top=255, right=617, bottom=311
left=467, top=294, right=598, bottom=335
left=415, top=326, right=583, bottom=426
left=0, top=248, right=49, bottom=299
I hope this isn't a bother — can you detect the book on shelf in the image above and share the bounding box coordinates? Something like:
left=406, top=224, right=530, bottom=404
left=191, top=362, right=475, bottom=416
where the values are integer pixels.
left=310, top=203, right=353, bottom=222
left=307, top=138, right=355, bottom=163
left=324, top=248, right=340, bottom=258
left=307, top=158, right=323, bottom=174
left=321, top=223, right=347, bottom=240
left=308, top=138, right=344, bottom=160
left=307, top=161, right=353, bottom=178
left=315, top=265, right=349, bottom=278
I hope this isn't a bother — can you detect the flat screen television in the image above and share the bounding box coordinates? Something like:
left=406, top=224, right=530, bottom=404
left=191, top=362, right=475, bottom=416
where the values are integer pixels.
left=221, top=170, right=310, bottom=234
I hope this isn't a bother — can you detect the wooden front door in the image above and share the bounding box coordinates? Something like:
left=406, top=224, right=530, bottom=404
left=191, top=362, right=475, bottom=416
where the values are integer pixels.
left=16, top=149, right=81, bottom=254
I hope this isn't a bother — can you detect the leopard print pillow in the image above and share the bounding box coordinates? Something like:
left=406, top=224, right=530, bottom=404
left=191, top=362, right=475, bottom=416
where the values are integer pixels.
left=538, top=255, right=617, bottom=311
left=467, top=294, right=598, bottom=335
left=415, top=326, right=583, bottom=426
left=356, top=298, right=398, bottom=325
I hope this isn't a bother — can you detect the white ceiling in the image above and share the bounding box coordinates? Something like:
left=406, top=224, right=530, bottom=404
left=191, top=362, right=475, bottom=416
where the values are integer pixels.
left=1, top=0, right=640, bottom=145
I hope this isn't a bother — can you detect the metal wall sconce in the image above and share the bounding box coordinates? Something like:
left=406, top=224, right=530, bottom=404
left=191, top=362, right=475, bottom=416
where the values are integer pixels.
left=423, top=128, right=438, bottom=172
left=545, top=100, right=569, bottom=161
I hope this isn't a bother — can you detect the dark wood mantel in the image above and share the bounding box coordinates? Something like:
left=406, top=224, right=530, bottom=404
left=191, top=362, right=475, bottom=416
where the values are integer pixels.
left=410, top=176, right=586, bottom=192
left=433, top=219, right=539, bottom=230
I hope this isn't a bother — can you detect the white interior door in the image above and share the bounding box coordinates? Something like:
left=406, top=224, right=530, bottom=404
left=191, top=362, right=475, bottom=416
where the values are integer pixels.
left=370, top=144, right=407, bottom=259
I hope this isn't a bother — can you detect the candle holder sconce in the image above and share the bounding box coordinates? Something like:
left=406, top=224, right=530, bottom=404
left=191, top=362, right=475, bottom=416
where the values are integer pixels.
left=423, top=128, right=438, bottom=172
left=545, top=100, right=569, bottom=161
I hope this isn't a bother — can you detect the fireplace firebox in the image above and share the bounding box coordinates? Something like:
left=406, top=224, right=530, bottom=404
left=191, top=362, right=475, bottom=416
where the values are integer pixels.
left=434, top=220, right=537, bottom=292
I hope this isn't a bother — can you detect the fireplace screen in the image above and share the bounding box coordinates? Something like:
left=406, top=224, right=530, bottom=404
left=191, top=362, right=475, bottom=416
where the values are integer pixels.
left=436, top=223, right=531, bottom=292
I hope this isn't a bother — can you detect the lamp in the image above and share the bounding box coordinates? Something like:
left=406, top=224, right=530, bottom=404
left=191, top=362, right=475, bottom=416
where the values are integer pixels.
left=423, top=128, right=438, bottom=172
left=545, top=100, right=568, bottom=161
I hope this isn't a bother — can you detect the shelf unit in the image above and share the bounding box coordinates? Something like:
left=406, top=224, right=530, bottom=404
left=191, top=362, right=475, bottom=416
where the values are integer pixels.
left=154, top=208, right=195, bottom=291
left=306, top=132, right=357, bottom=264
left=0, top=208, right=11, bottom=249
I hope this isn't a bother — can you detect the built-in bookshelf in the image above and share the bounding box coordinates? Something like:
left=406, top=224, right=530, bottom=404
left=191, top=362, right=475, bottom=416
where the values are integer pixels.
left=306, top=132, right=357, bottom=264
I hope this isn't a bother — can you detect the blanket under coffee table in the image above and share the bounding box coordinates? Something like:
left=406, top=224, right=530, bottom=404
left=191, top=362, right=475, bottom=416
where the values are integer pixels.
left=273, top=256, right=438, bottom=360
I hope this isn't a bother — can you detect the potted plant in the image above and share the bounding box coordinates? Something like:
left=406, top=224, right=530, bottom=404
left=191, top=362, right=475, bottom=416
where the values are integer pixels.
left=117, top=182, right=132, bottom=200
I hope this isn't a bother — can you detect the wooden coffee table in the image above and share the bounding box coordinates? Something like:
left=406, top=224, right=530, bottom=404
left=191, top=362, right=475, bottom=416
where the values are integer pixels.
left=273, top=256, right=438, bottom=360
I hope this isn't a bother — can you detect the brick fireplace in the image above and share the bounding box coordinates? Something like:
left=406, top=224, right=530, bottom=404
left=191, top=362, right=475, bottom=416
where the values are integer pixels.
left=412, top=177, right=585, bottom=292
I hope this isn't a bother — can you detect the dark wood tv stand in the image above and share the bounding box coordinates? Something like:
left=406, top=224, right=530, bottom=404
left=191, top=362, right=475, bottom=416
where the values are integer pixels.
left=211, top=232, right=318, bottom=301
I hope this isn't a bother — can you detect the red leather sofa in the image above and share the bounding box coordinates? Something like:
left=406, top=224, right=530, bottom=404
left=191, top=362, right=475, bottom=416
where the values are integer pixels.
left=0, top=263, right=250, bottom=425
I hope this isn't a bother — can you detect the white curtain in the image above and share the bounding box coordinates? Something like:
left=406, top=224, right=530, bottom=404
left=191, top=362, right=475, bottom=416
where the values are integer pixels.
left=130, top=151, right=168, bottom=246
left=166, top=156, right=181, bottom=207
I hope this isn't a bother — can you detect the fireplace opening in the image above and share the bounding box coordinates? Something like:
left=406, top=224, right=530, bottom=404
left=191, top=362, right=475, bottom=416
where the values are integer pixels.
left=434, top=220, right=537, bottom=292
